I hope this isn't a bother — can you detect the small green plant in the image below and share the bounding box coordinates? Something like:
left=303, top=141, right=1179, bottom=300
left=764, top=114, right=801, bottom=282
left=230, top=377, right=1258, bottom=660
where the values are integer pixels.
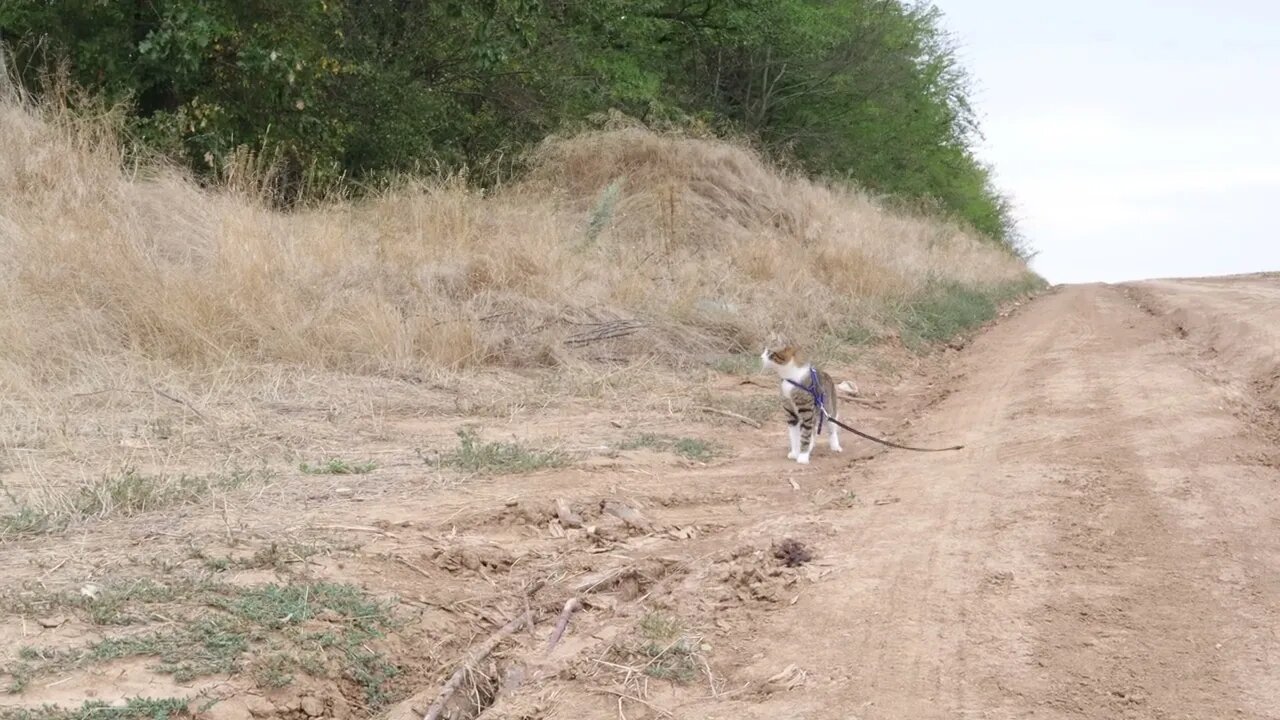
left=583, top=179, right=623, bottom=246
left=74, top=468, right=254, bottom=518
left=9, top=580, right=399, bottom=702
left=0, top=697, right=189, bottom=720
left=619, top=434, right=718, bottom=462
left=636, top=612, right=700, bottom=682
left=250, top=652, right=296, bottom=689
left=6, top=662, right=32, bottom=693
left=299, top=459, right=377, bottom=475
left=440, top=428, right=569, bottom=475
left=0, top=508, right=56, bottom=539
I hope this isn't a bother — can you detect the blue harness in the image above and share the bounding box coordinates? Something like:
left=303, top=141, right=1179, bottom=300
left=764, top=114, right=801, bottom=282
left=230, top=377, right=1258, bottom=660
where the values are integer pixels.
left=786, top=367, right=828, bottom=435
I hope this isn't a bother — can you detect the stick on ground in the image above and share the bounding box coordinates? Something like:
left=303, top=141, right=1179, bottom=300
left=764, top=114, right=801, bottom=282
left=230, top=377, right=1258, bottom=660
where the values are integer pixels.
left=692, top=405, right=762, bottom=428
left=545, top=598, right=583, bottom=653
left=422, top=614, right=531, bottom=720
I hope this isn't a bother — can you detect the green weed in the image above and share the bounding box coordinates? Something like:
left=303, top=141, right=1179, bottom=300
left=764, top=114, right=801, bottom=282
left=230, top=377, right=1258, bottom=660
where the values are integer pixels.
left=74, top=468, right=256, bottom=518
left=583, top=179, right=622, bottom=245
left=0, top=508, right=57, bottom=540
left=0, top=697, right=189, bottom=720
left=299, top=459, right=376, bottom=475
left=619, top=434, right=718, bottom=462
left=440, top=428, right=569, bottom=475
left=635, top=612, right=700, bottom=682
left=6, top=581, right=399, bottom=703
left=895, top=276, right=1043, bottom=350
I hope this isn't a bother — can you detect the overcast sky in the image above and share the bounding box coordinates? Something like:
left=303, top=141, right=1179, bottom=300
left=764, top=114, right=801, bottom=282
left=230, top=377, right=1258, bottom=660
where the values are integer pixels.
left=935, top=0, right=1280, bottom=284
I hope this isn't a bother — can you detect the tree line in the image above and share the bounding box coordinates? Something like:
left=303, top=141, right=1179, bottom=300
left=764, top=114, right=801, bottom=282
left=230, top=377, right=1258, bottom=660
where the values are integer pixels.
left=1, top=0, right=1024, bottom=253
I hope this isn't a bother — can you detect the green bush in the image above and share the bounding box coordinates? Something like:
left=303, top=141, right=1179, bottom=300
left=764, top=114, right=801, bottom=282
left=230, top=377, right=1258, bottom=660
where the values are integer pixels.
left=1, top=0, right=1025, bottom=251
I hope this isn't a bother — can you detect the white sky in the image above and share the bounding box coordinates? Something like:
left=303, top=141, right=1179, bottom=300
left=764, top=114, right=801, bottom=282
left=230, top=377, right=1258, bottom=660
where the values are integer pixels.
left=935, top=0, right=1280, bottom=284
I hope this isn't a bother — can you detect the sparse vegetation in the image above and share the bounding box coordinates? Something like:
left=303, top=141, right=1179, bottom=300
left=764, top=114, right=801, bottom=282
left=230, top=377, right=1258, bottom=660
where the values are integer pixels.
left=299, top=459, right=376, bottom=476
left=620, top=434, right=720, bottom=462
left=3, top=580, right=399, bottom=704
left=439, top=428, right=570, bottom=475
left=635, top=612, right=702, bottom=683
left=0, top=697, right=189, bottom=720
left=73, top=468, right=254, bottom=518
left=0, top=469, right=263, bottom=539
left=0, top=507, right=56, bottom=540
left=896, top=277, right=1045, bottom=350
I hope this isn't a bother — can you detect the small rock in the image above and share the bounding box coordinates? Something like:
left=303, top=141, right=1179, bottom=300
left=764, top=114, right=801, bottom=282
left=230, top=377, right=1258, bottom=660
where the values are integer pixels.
left=334, top=487, right=353, bottom=496
left=79, top=583, right=103, bottom=599
left=300, top=697, right=325, bottom=717
left=37, top=616, right=66, bottom=629
left=458, top=549, right=481, bottom=571
left=243, top=695, right=276, bottom=718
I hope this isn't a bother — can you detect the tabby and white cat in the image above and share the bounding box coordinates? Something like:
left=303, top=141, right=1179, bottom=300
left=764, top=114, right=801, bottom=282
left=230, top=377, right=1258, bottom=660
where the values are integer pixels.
left=760, top=345, right=842, bottom=464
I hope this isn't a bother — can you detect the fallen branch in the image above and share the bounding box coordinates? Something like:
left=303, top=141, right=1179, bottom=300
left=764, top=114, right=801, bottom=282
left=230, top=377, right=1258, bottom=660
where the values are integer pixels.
left=545, top=598, right=583, bottom=653
left=71, top=385, right=206, bottom=419
left=149, top=384, right=206, bottom=419
left=693, top=405, right=762, bottom=428
left=423, top=614, right=532, bottom=720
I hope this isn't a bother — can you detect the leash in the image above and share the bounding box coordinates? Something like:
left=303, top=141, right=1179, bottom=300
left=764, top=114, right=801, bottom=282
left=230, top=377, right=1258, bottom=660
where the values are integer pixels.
left=786, top=376, right=964, bottom=453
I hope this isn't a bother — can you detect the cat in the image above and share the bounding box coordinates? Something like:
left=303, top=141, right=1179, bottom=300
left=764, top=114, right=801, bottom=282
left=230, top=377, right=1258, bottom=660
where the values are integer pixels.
left=760, top=345, right=842, bottom=464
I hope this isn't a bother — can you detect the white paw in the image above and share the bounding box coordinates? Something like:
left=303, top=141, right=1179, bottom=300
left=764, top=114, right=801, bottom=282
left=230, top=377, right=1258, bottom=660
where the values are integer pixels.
left=830, top=443, right=843, bottom=453
left=787, top=450, right=798, bottom=460
left=796, top=453, right=811, bottom=465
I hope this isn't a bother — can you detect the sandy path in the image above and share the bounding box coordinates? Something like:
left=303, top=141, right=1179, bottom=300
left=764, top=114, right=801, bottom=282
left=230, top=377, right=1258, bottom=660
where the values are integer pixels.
left=683, top=281, right=1280, bottom=719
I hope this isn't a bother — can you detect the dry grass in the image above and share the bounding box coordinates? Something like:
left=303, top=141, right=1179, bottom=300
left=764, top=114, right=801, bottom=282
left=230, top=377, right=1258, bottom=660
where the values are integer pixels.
left=0, top=88, right=1033, bottom=518
left=0, top=93, right=1030, bottom=389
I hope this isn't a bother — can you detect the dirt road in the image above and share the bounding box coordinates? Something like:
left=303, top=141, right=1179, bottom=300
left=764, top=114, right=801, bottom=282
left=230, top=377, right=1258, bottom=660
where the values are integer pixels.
left=5, top=277, right=1280, bottom=720
left=675, top=278, right=1280, bottom=720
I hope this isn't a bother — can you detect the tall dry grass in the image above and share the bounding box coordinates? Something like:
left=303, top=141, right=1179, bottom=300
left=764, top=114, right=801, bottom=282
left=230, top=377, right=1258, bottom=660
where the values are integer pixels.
left=0, top=92, right=1032, bottom=398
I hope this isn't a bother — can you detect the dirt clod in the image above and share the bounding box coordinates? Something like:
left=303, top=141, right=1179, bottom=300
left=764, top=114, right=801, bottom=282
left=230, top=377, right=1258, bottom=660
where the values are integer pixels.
left=300, top=696, right=325, bottom=717
left=772, top=538, right=813, bottom=567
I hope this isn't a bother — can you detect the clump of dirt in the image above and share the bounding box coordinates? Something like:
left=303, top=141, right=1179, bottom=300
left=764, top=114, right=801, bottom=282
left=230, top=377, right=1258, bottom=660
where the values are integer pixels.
left=771, top=538, right=812, bottom=567
left=711, top=546, right=801, bottom=605
left=431, top=543, right=519, bottom=574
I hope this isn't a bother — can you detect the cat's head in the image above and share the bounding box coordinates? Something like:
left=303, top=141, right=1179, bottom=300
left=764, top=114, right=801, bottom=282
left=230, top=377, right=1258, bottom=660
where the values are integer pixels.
left=760, top=345, right=801, bottom=373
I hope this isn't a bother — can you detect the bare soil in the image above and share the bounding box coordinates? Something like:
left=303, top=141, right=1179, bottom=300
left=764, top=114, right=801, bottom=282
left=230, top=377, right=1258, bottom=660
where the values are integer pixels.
left=4, top=276, right=1280, bottom=720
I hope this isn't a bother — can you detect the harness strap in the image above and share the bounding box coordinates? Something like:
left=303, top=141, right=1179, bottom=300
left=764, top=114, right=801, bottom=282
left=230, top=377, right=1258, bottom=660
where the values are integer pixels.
left=785, top=369, right=826, bottom=435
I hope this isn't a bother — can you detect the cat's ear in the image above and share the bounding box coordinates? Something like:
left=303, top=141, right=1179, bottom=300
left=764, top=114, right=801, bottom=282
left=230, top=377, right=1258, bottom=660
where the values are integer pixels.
left=772, top=346, right=797, bottom=364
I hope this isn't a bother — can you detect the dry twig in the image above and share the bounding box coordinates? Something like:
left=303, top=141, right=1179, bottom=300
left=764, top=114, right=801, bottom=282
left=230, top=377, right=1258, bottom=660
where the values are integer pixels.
left=693, top=405, right=762, bottom=428
left=546, top=598, right=583, bottom=653
left=423, top=614, right=532, bottom=720
left=591, top=688, right=674, bottom=718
